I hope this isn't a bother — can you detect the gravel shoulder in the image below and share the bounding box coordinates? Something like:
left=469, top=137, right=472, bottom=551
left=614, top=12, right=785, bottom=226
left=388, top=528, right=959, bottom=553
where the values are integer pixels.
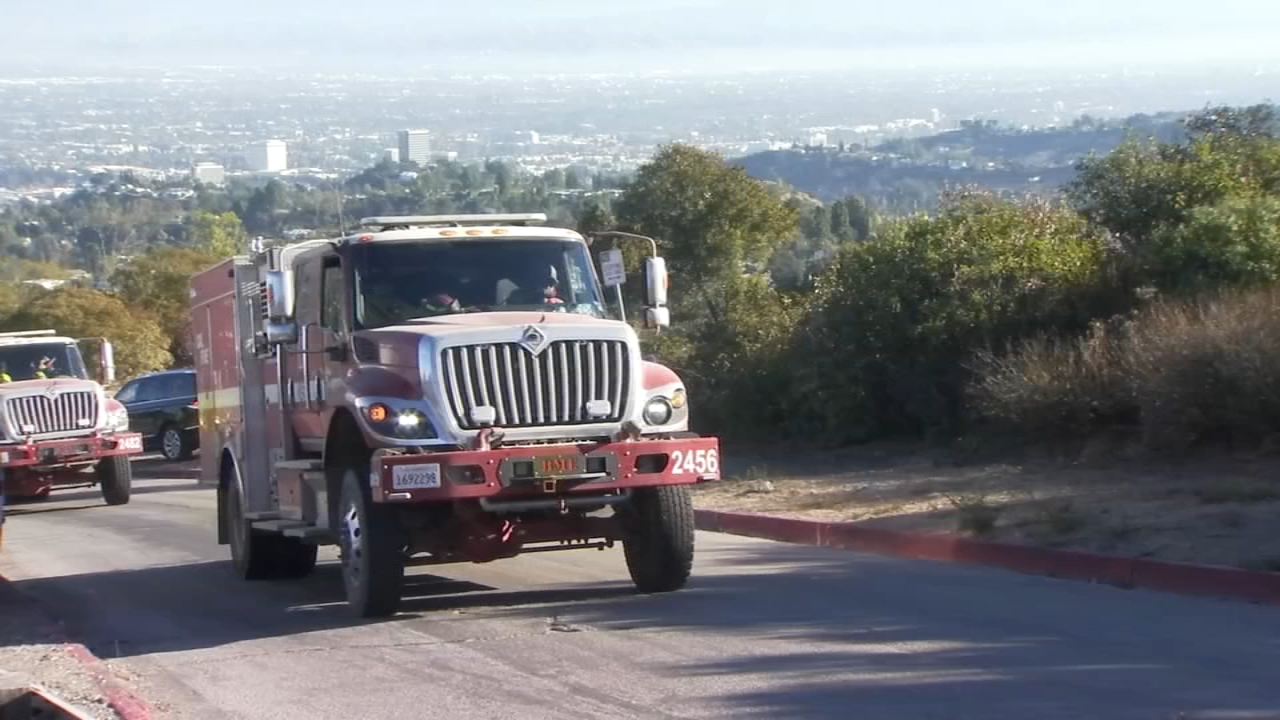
left=0, top=581, right=124, bottom=720
left=696, top=440, right=1280, bottom=572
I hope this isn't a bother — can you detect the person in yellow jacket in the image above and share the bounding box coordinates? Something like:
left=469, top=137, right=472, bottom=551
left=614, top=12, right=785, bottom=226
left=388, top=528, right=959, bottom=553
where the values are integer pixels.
left=0, top=364, right=10, bottom=383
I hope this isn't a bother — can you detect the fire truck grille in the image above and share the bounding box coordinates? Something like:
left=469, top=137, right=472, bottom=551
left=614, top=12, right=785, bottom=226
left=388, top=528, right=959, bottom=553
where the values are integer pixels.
left=6, top=392, right=99, bottom=437
left=442, top=340, right=631, bottom=429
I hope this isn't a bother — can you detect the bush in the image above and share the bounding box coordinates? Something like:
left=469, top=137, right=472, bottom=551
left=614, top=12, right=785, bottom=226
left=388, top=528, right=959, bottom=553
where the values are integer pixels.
left=788, top=190, right=1111, bottom=444
left=1153, top=194, right=1280, bottom=293
left=969, top=286, right=1280, bottom=451
left=1124, top=288, right=1280, bottom=450
left=968, top=319, right=1134, bottom=437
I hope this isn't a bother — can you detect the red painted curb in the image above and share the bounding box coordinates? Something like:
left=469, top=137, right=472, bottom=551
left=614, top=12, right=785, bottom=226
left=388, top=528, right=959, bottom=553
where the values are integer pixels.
left=694, top=509, right=1280, bottom=605
left=64, top=644, right=152, bottom=720
left=0, top=574, right=152, bottom=719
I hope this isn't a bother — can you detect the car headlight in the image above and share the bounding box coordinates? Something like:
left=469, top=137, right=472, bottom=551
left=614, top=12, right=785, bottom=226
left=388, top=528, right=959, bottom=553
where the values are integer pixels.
left=362, top=402, right=437, bottom=440
left=643, top=397, right=674, bottom=426
left=105, top=406, right=130, bottom=432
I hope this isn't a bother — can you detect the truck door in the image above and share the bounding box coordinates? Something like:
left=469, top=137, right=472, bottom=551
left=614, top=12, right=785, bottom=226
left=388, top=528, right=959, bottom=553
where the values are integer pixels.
left=316, top=254, right=347, bottom=427
left=289, top=255, right=326, bottom=449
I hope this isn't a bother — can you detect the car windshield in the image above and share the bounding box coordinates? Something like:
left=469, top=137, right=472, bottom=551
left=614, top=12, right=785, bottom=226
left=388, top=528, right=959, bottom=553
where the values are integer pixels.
left=0, top=342, right=89, bottom=382
left=352, top=238, right=608, bottom=329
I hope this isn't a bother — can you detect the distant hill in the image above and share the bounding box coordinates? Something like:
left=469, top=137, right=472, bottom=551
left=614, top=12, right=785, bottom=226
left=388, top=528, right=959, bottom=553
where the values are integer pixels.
left=736, top=110, right=1193, bottom=212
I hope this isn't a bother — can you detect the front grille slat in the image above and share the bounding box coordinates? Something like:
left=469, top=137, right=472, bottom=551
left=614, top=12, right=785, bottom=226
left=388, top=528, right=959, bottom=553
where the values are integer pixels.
left=6, top=391, right=99, bottom=437
left=442, top=340, right=630, bottom=430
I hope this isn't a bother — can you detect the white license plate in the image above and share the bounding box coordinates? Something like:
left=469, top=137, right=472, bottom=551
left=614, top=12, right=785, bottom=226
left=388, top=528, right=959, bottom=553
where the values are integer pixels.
left=391, top=463, right=441, bottom=490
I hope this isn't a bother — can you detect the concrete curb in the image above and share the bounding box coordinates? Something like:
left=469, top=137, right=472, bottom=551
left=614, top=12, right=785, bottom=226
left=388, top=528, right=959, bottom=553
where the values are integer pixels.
left=694, top=509, right=1280, bottom=606
left=0, top=575, right=152, bottom=720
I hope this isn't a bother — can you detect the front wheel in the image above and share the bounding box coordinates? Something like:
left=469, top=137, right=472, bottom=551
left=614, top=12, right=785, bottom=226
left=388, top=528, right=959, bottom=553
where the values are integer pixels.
left=338, top=467, right=405, bottom=618
left=619, top=485, right=695, bottom=594
left=97, top=456, right=132, bottom=506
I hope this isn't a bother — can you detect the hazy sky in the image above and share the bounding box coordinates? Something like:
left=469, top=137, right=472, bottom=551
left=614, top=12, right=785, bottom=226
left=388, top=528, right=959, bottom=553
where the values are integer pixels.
left=8, top=0, right=1280, bottom=74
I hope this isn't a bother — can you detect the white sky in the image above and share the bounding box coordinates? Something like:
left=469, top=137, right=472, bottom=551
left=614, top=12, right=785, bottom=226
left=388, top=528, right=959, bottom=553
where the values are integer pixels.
left=8, top=0, right=1280, bottom=73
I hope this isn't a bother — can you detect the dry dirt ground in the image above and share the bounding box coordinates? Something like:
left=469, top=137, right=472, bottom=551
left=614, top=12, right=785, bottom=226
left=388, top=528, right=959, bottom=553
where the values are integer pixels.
left=0, top=573, right=124, bottom=719
left=695, top=438, right=1280, bottom=572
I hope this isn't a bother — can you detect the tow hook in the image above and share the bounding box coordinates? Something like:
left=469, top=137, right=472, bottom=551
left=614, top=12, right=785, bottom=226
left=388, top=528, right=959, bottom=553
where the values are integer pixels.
left=557, top=497, right=569, bottom=515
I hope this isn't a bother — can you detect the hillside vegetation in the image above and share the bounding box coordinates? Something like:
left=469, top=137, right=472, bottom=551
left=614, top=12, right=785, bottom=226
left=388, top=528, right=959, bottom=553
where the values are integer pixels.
left=2, top=103, right=1279, bottom=459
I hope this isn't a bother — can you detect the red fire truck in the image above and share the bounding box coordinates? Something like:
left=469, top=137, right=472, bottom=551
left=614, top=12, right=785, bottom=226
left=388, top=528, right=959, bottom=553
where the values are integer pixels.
left=190, top=214, right=721, bottom=617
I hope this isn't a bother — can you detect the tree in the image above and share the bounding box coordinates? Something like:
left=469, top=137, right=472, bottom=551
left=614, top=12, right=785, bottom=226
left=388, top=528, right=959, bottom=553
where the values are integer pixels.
left=614, top=144, right=799, bottom=314
left=112, top=246, right=222, bottom=365
left=1, top=287, right=170, bottom=380
left=188, top=210, right=247, bottom=256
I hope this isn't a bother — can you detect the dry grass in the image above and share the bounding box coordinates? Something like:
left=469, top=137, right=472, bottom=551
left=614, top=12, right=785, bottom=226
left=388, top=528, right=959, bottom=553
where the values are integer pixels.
left=970, top=286, right=1280, bottom=453
left=694, top=443, right=1280, bottom=570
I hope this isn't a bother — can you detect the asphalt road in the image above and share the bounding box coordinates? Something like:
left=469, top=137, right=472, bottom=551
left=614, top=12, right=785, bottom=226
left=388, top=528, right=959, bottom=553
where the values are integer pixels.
left=2, top=460, right=1280, bottom=720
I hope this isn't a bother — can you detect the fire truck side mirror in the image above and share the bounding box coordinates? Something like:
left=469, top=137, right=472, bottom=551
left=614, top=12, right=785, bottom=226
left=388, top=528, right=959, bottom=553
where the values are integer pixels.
left=99, top=340, right=116, bottom=386
left=643, top=256, right=668, bottom=308
left=265, top=270, right=295, bottom=321
left=642, top=256, right=670, bottom=329
left=263, top=270, right=298, bottom=345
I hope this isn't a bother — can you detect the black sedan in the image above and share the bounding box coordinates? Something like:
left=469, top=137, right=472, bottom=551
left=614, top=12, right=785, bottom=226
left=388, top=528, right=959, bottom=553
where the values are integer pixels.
left=113, top=368, right=199, bottom=461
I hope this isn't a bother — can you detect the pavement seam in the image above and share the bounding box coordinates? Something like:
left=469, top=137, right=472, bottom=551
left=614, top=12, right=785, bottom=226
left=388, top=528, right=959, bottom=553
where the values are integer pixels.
left=693, top=508, right=1280, bottom=606
left=0, top=572, right=154, bottom=720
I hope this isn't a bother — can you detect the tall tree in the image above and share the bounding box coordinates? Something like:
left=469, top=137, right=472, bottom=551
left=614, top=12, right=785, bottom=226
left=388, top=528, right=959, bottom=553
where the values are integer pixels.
left=2, top=287, right=170, bottom=380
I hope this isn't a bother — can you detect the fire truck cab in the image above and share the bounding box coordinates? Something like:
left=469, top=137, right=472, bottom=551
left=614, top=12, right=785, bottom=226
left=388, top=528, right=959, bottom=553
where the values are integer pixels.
left=191, top=213, right=720, bottom=617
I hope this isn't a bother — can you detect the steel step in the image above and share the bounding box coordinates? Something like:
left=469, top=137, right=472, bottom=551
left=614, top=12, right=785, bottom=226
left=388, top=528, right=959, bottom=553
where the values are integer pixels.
left=251, top=518, right=310, bottom=532
left=243, top=511, right=280, bottom=521
left=276, top=459, right=322, bottom=471
left=283, top=526, right=331, bottom=540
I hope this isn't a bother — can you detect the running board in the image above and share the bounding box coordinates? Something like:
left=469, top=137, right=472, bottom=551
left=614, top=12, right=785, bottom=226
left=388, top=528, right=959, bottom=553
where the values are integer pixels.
left=252, top=518, right=311, bottom=532
left=275, top=459, right=322, bottom=471
left=283, top=526, right=331, bottom=541
left=244, top=511, right=280, bottom=521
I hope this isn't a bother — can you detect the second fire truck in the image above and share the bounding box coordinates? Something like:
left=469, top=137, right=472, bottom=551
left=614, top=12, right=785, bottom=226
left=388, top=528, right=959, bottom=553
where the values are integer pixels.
left=191, top=214, right=721, bottom=617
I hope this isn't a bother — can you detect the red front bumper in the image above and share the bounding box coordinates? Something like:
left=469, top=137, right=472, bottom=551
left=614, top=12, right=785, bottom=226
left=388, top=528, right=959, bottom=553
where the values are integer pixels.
left=0, top=432, right=144, bottom=469
left=373, top=435, right=721, bottom=503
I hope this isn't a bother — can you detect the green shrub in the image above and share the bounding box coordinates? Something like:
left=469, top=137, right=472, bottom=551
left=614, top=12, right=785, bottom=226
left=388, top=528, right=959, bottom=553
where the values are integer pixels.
left=788, top=189, right=1110, bottom=444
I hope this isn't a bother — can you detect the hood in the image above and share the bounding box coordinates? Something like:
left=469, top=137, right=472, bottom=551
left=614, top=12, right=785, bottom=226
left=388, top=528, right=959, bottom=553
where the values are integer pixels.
left=348, top=311, right=636, bottom=372
left=382, top=311, right=629, bottom=338
left=0, top=377, right=100, bottom=395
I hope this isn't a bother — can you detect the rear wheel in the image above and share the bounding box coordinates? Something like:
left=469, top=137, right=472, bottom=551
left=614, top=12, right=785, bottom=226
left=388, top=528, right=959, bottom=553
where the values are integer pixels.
left=160, top=424, right=194, bottom=462
left=337, top=466, right=405, bottom=618
left=227, top=479, right=317, bottom=580
left=619, top=486, right=695, bottom=593
left=97, top=456, right=132, bottom=506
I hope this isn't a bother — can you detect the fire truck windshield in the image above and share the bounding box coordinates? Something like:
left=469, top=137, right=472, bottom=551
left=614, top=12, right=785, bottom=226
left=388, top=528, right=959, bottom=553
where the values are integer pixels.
left=353, top=238, right=608, bottom=329
left=0, top=342, right=89, bottom=382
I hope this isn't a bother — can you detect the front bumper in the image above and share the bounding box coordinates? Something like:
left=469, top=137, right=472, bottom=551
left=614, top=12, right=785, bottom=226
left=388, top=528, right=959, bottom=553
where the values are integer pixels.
left=373, top=435, right=721, bottom=503
left=0, top=432, right=144, bottom=468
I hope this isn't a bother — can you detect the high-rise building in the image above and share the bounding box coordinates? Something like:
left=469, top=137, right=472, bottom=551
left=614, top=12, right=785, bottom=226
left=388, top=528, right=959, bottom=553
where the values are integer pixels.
left=191, top=162, right=226, bottom=185
left=397, top=130, right=431, bottom=166
left=247, top=140, right=288, bottom=172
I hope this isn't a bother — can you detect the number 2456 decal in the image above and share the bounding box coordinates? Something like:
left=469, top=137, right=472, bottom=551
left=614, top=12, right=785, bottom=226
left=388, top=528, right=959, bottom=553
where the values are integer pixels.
left=671, top=448, right=719, bottom=475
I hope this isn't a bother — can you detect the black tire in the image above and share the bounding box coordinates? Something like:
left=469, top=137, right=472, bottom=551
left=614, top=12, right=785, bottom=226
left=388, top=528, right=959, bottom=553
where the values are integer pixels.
left=227, top=479, right=317, bottom=580
left=160, top=424, right=194, bottom=462
left=97, top=456, right=132, bottom=506
left=337, top=466, right=405, bottom=618
left=619, top=486, right=695, bottom=594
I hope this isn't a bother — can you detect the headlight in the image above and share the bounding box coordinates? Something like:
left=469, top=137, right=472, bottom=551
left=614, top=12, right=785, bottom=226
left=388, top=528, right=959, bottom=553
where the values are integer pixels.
left=363, top=403, right=436, bottom=440
left=643, top=397, right=674, bottom=426
left=105, top=406, right=130, bottom=432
